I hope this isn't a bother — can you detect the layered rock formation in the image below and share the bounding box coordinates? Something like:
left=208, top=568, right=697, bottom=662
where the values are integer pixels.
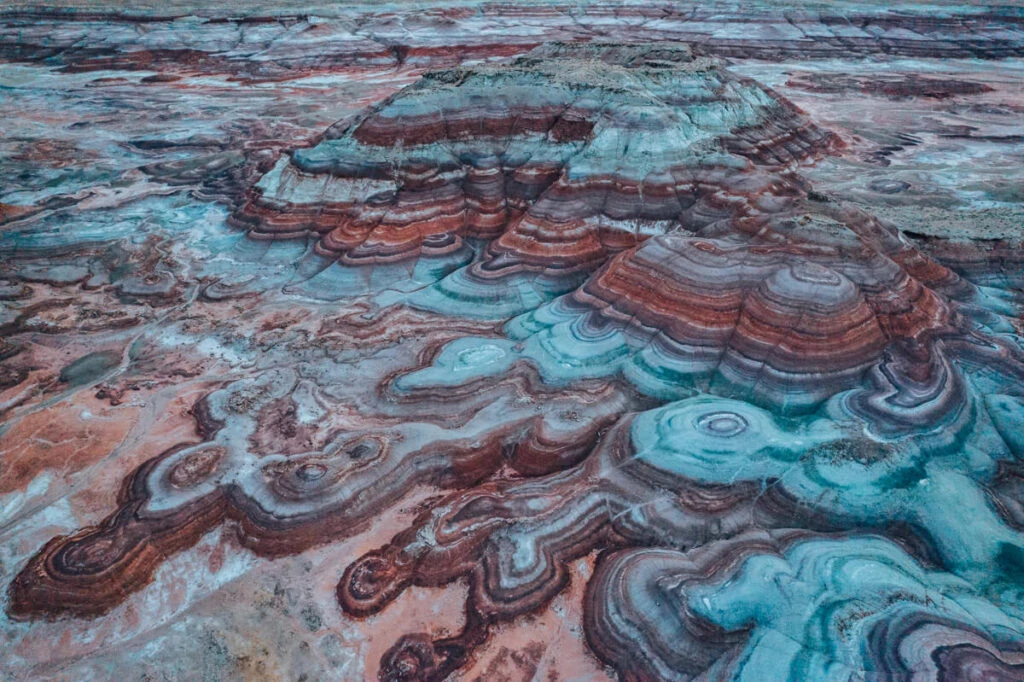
left=9, top=354, right=633, bottom=619
left=4, top=3, right=1024, bottom=78
left=232, top=42, right=835, bottom=308
left=586, top=533, right=1024, bottom=681
left=3, top=7, right=1024, bottom=682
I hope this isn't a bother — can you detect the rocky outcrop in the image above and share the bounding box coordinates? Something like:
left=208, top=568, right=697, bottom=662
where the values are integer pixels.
left=5, top=18, right=1024, bottom=682
left=232, top=43, right=835, bottom=292
left=3, top=4, right=1023, bottom=77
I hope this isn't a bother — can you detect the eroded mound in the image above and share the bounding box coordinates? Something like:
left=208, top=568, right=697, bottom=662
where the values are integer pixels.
left=231, top=42, right=836, bottom=307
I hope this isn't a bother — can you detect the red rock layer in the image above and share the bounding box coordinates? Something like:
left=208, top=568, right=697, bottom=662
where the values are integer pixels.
left=3, top=5, right=1023, bottom=78
left=6, top=359, right=633, bottom=619
left=231, top=44, right=839, bottom=277
left=336, top=419, right=808, bottom=680
left=571, top=236, right=889, bottom=409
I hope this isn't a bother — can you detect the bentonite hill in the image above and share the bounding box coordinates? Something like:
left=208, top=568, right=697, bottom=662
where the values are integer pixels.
left=2, top=2, right=1024, bottom=680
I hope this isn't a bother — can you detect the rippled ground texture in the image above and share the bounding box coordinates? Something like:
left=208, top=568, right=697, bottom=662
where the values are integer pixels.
left=2, top=2, right=1024, bottom=680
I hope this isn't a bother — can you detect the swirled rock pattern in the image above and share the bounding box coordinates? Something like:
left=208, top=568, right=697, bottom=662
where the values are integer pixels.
left=2, top=3, right=1024, bottom=681
left=587, top=533, right=1024, bottom=681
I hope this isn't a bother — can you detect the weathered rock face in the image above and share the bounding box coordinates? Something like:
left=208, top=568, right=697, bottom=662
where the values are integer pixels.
left=3, top=6, right=1024, bottom=682
left=233, top=43, right=836, bottom=309
left=3, top=3, right=1024, bottom=75
left=586, top=533, right=1024, bottom=681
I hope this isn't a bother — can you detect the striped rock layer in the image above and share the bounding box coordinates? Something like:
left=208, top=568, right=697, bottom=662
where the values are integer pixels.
left=232, top=43, right=835, bottom=279
left=9, top=38, right=1024, bottom=682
